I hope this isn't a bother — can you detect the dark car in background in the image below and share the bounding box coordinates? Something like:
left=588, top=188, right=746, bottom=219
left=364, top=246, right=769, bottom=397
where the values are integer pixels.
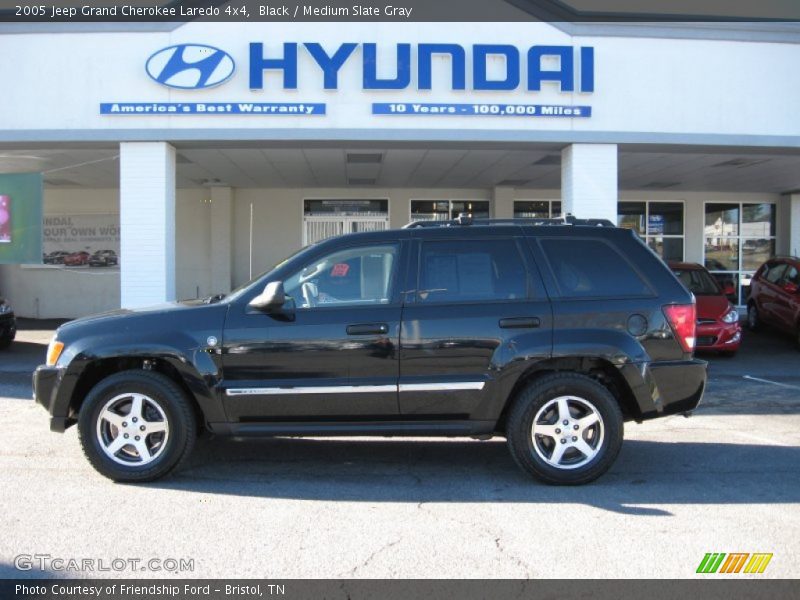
left=88, top=250, right=118, bottom=267
left=747, top=256, right=800, bottom=349
left=43, top=250, right=70, bottom=265
left=63, top=251, right=91, bottom=266
left=0, top=295, right=16, bottom=349
left=669, top=262, right=741, bottom=355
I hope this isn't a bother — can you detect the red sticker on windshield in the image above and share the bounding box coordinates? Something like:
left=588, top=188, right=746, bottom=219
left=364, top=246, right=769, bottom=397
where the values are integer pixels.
left=331, top=263, right=350, bottom=277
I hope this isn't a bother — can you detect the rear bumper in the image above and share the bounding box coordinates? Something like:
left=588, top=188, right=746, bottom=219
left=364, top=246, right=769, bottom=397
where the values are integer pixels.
left=622, top=358, right=707, bottom=420
left=647, top=359, right=707, bottom=417
left=33, top=365, right=73, bottom=432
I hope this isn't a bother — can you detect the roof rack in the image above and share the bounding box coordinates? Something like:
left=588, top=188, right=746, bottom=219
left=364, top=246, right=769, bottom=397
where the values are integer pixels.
left=402, top=213, right=617, bottom=229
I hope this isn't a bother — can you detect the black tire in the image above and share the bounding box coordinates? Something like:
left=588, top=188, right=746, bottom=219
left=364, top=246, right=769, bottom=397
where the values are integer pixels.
left=0, top=337, right=11, bottom=350
left=506, top=372, right=623, bottom=485
left=77, top=370, right=196, bottom=482
left=747, top=303, right=760, bottom=331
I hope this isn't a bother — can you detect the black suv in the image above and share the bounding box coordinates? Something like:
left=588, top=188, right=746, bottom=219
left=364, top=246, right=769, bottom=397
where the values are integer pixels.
left=0, top=294, right=15, bottom=349
left=34, top=218, right=706, bottom=485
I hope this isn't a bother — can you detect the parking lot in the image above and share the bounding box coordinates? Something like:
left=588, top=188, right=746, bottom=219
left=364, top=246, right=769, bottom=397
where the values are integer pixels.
left=0, top=319, right=798, bottom=579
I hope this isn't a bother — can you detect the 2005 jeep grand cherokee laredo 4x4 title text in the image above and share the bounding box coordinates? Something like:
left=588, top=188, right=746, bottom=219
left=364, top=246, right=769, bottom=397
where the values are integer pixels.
left=34, top=217, right=706, bottom=485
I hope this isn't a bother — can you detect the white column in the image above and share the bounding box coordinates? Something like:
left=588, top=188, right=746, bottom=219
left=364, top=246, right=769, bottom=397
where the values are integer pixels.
left=492, top=186, right=515, bottom=219
left=561, top=143, right=618, bottom=222
left=209, top=186, right=234, bottom=293
left=778, top=194, right=800, bottom=258
left=119, top=142, right=176, bottom=308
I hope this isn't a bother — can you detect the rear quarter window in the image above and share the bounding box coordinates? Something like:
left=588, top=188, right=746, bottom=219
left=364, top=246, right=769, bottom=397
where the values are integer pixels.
left=538, top=237, right=652, bottom=298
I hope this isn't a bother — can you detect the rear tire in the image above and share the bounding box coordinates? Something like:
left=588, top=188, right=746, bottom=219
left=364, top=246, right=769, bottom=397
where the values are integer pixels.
left=506, top=373, right=623, bottom=485
left=78, top=370, right=196, bottom=482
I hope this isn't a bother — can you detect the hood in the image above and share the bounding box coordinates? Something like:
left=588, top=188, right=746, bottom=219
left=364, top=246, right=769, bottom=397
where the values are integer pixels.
left=695, top=294, right=732, bottom=320
left=57, top=298, right=216, bottom=334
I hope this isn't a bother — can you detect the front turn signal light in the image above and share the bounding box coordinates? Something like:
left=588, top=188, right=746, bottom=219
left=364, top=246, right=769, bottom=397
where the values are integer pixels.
left=46, top=339, right=64, bottom=366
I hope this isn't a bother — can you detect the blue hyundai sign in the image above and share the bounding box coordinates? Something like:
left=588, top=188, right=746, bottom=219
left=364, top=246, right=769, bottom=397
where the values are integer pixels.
left=145, top=44, right=236, bottom=89
left=143, top=42, right=594, bottom=93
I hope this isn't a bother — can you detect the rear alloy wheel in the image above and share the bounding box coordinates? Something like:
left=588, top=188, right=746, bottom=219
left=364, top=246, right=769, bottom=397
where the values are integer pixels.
left=506, top=373, right=623, bottom=485
left=747, top=303, right=760, bottom=331
left=78, top=370, right=196, bottom=482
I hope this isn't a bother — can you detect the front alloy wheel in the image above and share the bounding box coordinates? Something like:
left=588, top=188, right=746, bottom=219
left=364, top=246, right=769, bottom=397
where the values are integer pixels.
left=96, top=393, right=170, bottom=466
left=78, top=370, right=196, bottom=482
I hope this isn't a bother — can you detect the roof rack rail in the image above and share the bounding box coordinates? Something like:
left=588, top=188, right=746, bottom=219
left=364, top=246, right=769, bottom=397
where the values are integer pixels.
left=403, top=213, right=617, bottom=229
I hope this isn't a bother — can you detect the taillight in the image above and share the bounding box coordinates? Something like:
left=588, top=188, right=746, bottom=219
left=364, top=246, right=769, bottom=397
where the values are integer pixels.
left=663, top=304, right=696, bottom=353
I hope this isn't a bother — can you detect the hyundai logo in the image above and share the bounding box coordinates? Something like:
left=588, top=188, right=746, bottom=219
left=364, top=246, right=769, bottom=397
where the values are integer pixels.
left=146, top=44, right=235, bottom=89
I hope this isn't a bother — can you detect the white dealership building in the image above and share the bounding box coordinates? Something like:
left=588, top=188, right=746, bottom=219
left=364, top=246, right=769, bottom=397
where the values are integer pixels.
left=1, top=13, right=799, bottom=317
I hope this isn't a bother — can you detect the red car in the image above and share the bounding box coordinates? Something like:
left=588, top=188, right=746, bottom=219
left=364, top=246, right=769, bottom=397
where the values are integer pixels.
left=669, top=262, right=742, bottom=355
left=747, top=256, right=800, bottom=349
left=63, top=251, right=90, bottom=266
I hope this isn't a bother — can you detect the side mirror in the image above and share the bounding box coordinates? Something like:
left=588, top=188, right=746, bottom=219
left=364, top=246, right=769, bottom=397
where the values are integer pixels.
left=784, top=282, right=799, bottom=295
left=723, top=282, right=735, bottom=296
left=248, top=281, right=286, bottom=311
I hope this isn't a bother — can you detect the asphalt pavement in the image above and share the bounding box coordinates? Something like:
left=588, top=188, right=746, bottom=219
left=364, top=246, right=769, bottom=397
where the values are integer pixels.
left=0, top=320, right=797, bottom=579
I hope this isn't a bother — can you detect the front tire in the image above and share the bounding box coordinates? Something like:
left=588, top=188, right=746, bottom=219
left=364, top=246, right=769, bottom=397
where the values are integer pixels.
left=506, top=373, right=623, bottom=485
left=747, top=303, right=760, bottom=331
left=78, top=370, right=196, bottom=482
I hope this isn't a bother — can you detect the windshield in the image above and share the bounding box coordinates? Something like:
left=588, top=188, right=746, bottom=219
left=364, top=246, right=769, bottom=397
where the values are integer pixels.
left=672, top=268, right=721, bottom=296
left=224, top=244, right=317, bottom=303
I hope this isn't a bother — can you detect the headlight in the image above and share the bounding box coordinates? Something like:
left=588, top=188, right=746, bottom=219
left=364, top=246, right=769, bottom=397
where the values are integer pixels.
left=0, top=303, right=10, bottom=314
left=721, top=308, right=739, bottom=324
left=46, top=338, right=65, bottom=366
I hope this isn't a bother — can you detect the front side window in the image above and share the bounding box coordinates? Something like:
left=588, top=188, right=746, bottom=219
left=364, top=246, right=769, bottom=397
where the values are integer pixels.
left=764, top=263, right=787, bottom=285
left=284, top=244, right=398, bottom=308
left=417, top=239, right=528, bottom=303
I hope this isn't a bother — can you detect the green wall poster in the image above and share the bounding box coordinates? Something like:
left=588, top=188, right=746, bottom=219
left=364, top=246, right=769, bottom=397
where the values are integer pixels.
left=0, top=172, right=43, bottom=264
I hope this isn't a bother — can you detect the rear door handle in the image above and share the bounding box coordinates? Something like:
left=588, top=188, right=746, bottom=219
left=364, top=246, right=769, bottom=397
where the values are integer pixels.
left=499, top=317, right=541, bottom=329
left=347, top=323, right=389, bottom=335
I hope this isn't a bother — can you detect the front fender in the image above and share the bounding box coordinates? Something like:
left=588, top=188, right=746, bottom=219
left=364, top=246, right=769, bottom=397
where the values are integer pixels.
left=51, top=328, right=226, bottom=425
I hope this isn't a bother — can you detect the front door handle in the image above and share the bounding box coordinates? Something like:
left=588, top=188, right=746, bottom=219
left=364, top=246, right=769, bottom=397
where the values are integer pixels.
left=499, top=317, right=541, bottom=329
left=347, top=323, right=389, bottom=335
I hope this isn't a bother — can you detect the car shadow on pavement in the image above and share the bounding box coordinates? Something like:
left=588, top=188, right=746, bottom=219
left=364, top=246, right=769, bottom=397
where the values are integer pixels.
left=146, top=437, right=799, bottom=516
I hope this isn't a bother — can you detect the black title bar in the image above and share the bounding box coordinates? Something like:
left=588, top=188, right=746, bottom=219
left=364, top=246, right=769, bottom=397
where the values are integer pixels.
left=2, top=0, right=800, bottom=23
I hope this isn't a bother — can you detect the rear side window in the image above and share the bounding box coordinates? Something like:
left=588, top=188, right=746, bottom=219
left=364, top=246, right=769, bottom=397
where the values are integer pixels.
left=539, top=238, right=651, bottom=298
left=417, top=239, right=528, bottom=303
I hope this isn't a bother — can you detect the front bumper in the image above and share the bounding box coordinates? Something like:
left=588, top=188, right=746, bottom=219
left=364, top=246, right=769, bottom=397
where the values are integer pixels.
left=696, top=321, right=741, bottom=352
left=0, top=312, right=16, bottom=340
left=33, top=365, right=72, bottom=432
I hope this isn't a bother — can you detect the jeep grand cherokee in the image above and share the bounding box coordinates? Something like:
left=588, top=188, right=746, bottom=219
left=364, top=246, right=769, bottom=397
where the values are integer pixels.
left=34, top=217, right=706, bottom=485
